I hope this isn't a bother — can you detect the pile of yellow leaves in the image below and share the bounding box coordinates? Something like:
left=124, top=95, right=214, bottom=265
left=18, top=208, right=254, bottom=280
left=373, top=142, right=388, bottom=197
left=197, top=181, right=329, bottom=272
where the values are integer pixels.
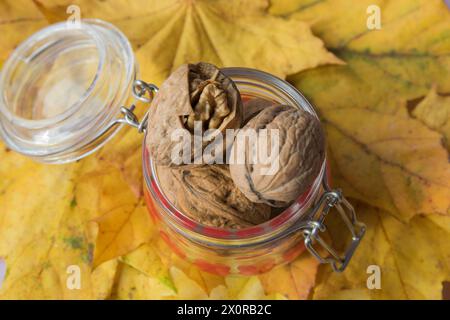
left=0, top=0, right=449, bottom=300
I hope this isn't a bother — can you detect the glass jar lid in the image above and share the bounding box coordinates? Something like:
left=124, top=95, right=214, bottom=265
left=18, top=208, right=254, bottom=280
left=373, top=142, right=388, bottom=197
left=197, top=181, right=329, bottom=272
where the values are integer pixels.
left=0, top=19, right=137, bottom=163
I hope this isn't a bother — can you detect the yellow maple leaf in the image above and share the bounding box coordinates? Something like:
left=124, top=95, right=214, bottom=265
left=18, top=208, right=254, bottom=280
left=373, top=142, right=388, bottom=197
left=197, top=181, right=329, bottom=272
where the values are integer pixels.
left=259, top=253, right=319, bottom=299
left=33, top=0, right=341, bottom=85
left=113, top=263, right=176, bottom=300
left=116, top=239, right=318, bottom=300
left=91, top=259, right=119, bottom=300
left=0, top=142, right=144, bottom=299
left=269, top=0, right=450, bottom=220
left=312, top=201, right=450, bottom=300
left=120, top=243, right=175, bottom=292
left=268, top=0, right=450, bottom=300
left=0, top=0, right=48, bottom=65
left=92, top=196, right=154, bottom=267
left=411, top=87, right=450, bottom=151
left=2, top=0, right=449, bottom=301
left=324, top=100, right=450, bottom=220
left=273, top=0, right=450, bottom=117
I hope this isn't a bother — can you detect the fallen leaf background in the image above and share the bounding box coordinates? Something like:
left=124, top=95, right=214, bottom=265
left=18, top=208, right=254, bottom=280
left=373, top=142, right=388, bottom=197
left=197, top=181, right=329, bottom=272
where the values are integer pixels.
left=0, top=0, right=449, bottom=300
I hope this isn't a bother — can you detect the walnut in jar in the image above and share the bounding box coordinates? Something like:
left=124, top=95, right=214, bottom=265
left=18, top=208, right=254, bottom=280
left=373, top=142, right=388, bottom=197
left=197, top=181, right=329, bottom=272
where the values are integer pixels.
left=157, top=165, right=271, bottom=229
left=146, top=62, right=243, bottom=166
left=229, top=105, right=325, bottom=207
left=243, top=98, right=275, bottom=124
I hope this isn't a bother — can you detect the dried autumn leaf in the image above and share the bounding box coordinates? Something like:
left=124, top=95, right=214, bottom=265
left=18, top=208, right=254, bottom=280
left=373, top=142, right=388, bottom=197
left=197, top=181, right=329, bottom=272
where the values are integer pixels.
left=114, top=255, right=211, bottom=300
left=312, top=201, right=450, bottom=300
left=92, top=196, right=154, bottom=267
left=273, top=0, right=450, bottom=111
left=268, top=0, right=450, bottom=300
left=113, top=263, right=176, bottom=300
left=95, top=117, right=147, bottom=198
left=2, top=0, right=448, bottom=301
left=208, top=285, right=230, bottom=300
left=169, top=267, right=209, bottom=300
left=0, top=141, right=150, bottom=299
left=322, top=101, right=450, bottom=220
left=411, top=87, right=450, bottom=151
left=0, top=134, right=151, bottom=299
left=0, top=2, right=151, bottom=297
left=120, top=244, right=175, bottom=292
left=234, top=276, right=266, bottom=300
left=119, top=238, right=223, bottom=296
left=124, top=235, right=320, bottom=300
left=0, top=0, right=48, bottom=65
left=259, top=253, right=319, bottom=300
left=272, top=0, right=450, bottom=92
left=117, top=236, right=318, bottom=300
left=210, top=274, right=290, bottom=300
left=152, top=237, right=226, bottom=294
left=0, top=152, right=93, bottom=299
left=274, top=0, right=450, bottom=112
left=34, top=0, right=182, bottom=50
left=271, top=0, right=450, bottom=220
left=34, top=0, right=341, bottom=85
left=91, top=259, right=119, bottom=300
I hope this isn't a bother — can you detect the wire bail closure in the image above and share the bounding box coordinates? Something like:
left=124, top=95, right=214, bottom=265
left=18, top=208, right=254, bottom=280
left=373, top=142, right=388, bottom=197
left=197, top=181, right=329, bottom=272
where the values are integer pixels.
left=302, top=174, right=366, bottom=272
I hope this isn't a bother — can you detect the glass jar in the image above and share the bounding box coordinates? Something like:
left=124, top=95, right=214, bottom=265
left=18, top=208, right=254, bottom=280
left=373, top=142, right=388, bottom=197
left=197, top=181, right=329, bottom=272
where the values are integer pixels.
left=143, top=68, right=365, bottom=275
left=0, top=19, right=365, bottom=276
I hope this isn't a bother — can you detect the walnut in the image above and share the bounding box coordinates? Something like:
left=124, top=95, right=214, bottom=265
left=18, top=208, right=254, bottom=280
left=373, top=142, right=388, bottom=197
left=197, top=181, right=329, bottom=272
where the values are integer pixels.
left=229, top=105, right=325, bottom=207
left=156, top=165, right=271, bottom=229
left=146, top=62, right=242, bottom=166
left=243, top=98, right=275, bottom=124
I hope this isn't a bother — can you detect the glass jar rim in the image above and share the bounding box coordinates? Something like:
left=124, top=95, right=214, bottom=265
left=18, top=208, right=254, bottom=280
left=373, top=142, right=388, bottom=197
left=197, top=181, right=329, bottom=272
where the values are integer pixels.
left=142, top=67, right=326, bottom=245
left=0, top=20, right=107, bottom=127
left=0, top=19, right=136, bottom=163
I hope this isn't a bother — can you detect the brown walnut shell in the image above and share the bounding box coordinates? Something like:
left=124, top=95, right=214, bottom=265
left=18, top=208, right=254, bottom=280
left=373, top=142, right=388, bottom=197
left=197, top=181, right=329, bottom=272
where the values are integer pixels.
left=157, top=165, right=271, bottom=229
left=146, top=62, right=243, bottom=166
left=243, top=98, right=275, bottom=124
left=229, top=105, right=326, bottom=207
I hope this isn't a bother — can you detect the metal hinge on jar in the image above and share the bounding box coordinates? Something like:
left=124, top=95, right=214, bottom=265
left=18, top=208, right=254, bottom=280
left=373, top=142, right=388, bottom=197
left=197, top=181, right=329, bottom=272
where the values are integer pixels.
left=100, top=80, right=159, bottom=136
left=303, top=178, right=366, bottom=272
